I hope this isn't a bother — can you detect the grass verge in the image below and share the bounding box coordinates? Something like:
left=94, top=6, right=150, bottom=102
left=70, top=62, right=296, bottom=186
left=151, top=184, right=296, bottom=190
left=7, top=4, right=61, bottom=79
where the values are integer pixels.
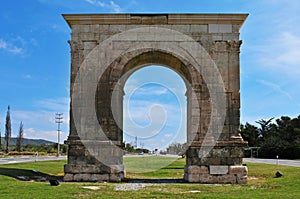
left=0, top=157, right=299, bottom=198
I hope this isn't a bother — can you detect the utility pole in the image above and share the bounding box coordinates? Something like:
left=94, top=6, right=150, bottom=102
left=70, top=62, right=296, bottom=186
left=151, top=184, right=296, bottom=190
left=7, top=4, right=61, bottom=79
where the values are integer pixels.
left=55, top=113, right=63, bottom=157
left=140, top=142, right=144, bottom=149
left=134, top=136, right=137, bottom=148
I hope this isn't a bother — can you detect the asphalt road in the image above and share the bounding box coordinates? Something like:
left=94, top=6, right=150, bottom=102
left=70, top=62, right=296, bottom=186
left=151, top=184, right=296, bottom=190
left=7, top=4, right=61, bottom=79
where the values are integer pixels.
left=243, top=158, right=300, bottom=167
left=0, top=156, right=67, bottom=165
left=0, top=156, right=299, bottom=167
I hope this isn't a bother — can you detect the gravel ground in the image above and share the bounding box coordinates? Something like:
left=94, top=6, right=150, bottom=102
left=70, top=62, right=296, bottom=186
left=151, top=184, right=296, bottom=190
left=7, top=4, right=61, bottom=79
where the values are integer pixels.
left=114, top=183, right=159, bottom=191
left=114, top=179, right=184, bottom=191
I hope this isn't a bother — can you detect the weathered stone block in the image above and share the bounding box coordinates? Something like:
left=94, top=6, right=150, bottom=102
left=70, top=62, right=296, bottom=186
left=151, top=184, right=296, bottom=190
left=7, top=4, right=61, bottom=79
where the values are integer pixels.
left=229, top=166, right=248, bottom=175
left=130, top=16, right=142, bottom=24
left=63, top=173, right=74, bottom=181
left=171, top=25, right=190, bottom=33
left=65, top=164, right=104, bottom=174
left=203, top=157, right=222, bottom=165
left=222, top=33, right=239, bottom=41
left=230, top=147, right=244, bottom=158
left=199, top=174, right=218, bottom=184
left=211, top=148, right=230, bottom=158
left=109, top=173, right=122, bottom=182
left=74, top=174, right=91, bottom=182
left=91, top=174, right=109, bottom=182
left=212, top=34, right=223, bottom=41
left=218, top=174, right=236, bottom=184
left=190, top=25, right=208, bottom=33
left=188, top=165, right=200, bottom=174
left=110, top=164, right=124, bottom=174
left=209, top=24, right=232, bottom=33
left=187, top=174, right=200, bottom=182
left=68, top=147, right=85, bottom=156
left=210, top=165, right=228, bottom=175
left=109, top=25, right=126, bottom=33
left=237, top=174, right=247, bottom=184
left=226, top=157, right=243, bottom=165
left=199, top=166, right=209, bottom=174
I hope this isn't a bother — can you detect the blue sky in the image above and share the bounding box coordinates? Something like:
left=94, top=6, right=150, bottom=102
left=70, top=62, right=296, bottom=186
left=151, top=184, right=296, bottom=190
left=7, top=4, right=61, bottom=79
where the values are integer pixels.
left=123, top=66, right=186, bottom=150
left=0, top=0, right=299, bottom=150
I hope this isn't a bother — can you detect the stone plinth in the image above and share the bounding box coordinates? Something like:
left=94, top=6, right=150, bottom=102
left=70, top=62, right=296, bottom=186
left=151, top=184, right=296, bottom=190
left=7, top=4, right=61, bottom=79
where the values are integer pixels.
left=184, top=165, right=248, bottom=184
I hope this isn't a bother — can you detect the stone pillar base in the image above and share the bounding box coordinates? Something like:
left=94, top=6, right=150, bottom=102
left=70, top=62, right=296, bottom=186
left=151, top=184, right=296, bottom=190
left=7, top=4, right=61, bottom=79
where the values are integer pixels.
left=64, top=139, right=124, bottom=182
left=64, top=164, right=125, bottom=182
left=184, top=165, right=248, bottom=184
left=64, top=172, right=124, bottom=182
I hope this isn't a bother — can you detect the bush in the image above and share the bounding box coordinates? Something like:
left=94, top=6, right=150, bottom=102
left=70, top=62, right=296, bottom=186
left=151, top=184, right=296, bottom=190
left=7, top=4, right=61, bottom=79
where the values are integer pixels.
left=7, top=152, right=36, bottom=156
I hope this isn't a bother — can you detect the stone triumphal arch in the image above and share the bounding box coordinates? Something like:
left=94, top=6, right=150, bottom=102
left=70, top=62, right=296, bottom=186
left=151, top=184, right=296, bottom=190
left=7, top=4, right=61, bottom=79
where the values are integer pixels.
left=63, top=14, right=248, bottom=184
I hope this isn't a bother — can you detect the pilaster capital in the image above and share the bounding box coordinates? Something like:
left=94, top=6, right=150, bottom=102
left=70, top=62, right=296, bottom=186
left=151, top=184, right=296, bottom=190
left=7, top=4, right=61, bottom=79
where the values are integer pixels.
left=68, top=40, right=84, bottom=52
left=226, top=40, right=242, bottom=52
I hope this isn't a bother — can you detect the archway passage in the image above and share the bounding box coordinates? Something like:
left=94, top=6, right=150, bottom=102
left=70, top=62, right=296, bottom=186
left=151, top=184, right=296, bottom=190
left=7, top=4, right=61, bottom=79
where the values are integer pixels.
left=122, top=65, right=187, bottom=178
left=63, top=13, right=249, bottom=184
left=95, top=50, right=203, bottom=180
left=123, top=65, right=187, bottom=152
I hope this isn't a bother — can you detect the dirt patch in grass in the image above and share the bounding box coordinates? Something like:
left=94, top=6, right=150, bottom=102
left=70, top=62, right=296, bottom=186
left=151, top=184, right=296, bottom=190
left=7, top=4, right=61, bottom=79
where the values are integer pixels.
left=82, top=186, right=103, bottom=190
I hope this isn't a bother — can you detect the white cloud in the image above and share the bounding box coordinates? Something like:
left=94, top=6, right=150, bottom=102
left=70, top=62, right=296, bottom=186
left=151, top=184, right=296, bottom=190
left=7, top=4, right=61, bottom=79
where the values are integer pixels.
left=245, top=0, right=300, bottom=78
left=0, top=38, right=24, bottom=55
left=85, top=0, right=105, bottom=7
left=137, top=87, right=169, bottom=96
left=35, top=98, right=69, bottom=113
left=276, top=32, right=300, bottom=65
left=123, top=105, right=167, bottom=139
left=122, top=80, right=186, bottom=140
left=123, top=99, right=183, bottom=124
left=84, top=0, right=122, bottom=12
left=123, top=97, right=185, bottom=141
left=5, top=97, right=69, bottom=140
left=164, top=133, right=173, bottom=138
left=257, top=32, right=300, bottom=77
left=109, top=1, right=121, bottom=12
left=23, top=128, right=68, bottom=144
left=22, top=74, right=32, bottom=79
left=125, top=80, right=186, bottom=98
left=257, top=79, right=292, bottom=100
left=0, top=39, right=7, bottom=49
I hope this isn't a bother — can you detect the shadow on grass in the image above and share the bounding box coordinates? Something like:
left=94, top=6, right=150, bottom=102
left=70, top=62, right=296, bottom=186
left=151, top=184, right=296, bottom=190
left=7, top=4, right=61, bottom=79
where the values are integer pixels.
left=161, top=167, right=183, bottom=170
left=0, top=168, right=62, bottom=182
left=123, top=178, right=185, bottom=183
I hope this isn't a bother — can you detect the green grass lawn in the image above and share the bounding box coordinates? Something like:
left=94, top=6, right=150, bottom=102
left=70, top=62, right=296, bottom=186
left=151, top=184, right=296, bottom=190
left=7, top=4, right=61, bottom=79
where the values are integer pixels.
left=124, top=155, right=183, bottom=179
left=0, top=157, right=300, bottom=198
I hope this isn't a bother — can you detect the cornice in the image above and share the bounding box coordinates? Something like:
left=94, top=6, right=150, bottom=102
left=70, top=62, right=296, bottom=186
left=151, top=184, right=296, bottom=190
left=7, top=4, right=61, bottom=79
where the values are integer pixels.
left=62, top=13, right=248, bottom=30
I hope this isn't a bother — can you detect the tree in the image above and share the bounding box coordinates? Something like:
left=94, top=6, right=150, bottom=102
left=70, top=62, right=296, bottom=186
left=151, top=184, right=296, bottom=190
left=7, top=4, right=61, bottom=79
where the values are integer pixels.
left=16, top=121, right=24, bottom=152
left=259, top=135, right=289, bottom=158
left=0, top=125, right=2, bottom=150
left=255, top=117, right=275, bottom=143
left=124, top=142, right=135, bottom=153
left=242, top=115, right=300, bottom=159
left=0, top=129, right=2, bottom=151
left=5, top=106, right=11, bottom=153
left=240, top=123, right=259, bottom=147
left=166, top=142, right=188, bottom=155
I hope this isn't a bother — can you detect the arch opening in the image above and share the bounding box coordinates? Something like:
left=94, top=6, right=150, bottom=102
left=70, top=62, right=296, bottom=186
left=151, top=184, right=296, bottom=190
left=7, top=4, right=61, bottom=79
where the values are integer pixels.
left=122, top=65, right=187, bottom=176
left=100, top=50, right=206, bottom=179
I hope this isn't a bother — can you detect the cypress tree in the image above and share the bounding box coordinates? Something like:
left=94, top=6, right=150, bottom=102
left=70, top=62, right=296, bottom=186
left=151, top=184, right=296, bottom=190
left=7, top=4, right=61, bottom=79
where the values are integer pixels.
left=16, top=121, right=23, bottom=152
left=5, top=106, right=11, bottom=153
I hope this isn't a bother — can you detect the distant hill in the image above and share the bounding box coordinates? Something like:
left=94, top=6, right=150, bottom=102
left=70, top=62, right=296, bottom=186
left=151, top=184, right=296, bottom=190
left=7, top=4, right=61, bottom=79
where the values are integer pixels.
left=0, top=137, right=56, bottom=146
